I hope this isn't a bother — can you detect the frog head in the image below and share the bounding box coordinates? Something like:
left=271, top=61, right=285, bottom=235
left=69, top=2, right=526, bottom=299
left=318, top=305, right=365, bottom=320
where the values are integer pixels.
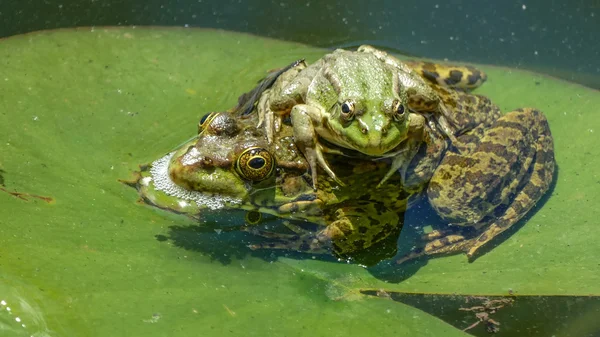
left=131, top=106, right=331, bottom=222
left=306, top=49, right=411, bottom=156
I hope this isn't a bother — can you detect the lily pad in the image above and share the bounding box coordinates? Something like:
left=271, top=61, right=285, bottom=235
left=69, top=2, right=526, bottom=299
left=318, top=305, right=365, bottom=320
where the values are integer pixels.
left=0, top=27, right=472, bottom=336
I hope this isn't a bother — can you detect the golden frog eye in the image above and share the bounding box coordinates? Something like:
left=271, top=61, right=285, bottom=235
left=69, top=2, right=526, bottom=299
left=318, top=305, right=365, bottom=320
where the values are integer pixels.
left=235, top=147, right=275, bottom=182
left=198, top=112, right=219, bottom=134
left=392, top=99, right=406, bottom=121
left=245, top=211, right=262, bottom=225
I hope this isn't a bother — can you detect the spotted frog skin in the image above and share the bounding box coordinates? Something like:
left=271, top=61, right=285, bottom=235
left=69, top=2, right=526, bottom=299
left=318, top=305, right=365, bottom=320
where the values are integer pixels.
left=258, top=51, right=556, bottom=262
left=347, top=69, right=555, bottom=262
left=257, top=46, right=434, bottom=189
left=254, top=54, right=555, bottom=262
left=128, top=57, right=555, bottom=263
left=127, top=89, right=411, bottom=257
left=257, top=46, right=487, bottom=190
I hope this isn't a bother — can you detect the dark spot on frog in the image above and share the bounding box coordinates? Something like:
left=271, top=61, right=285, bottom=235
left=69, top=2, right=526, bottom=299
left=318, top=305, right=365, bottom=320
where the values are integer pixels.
left=374, top=202, right=387, bottom=215
left=372, top=224, right=393, bottom=242
left=358, top=194, right=371, bottom=201
left=440, top=171, right=452, bottom=180
left=443, top=155, right=479, bottom=168
left=299, top=242, right=310, bottom=251
left=155, top=234, right=168, bottom=242
left=0, top=169, right=5, bottom=186
left=444, top=70, right=464, bottom=85
left=358, top=226, right=368, bottom=234
left=467, top=71, right=482, bottom=85
left=427, top=181, right=442, bottom=199
left=293, top=194, right=316, bottom=202
left=535, top=81, right=541, bottom=85
left=421, top=70, right=441, bottom=82
left=351, top=239, right=366, bottom=250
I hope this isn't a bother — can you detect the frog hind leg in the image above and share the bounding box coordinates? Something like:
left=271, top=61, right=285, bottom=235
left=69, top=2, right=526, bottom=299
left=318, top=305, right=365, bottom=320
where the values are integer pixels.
left=404, top=61, right=488, bottom=91
left=425, top=108, right=555, bottom=260
left=466, top=110, right=555, bottom=257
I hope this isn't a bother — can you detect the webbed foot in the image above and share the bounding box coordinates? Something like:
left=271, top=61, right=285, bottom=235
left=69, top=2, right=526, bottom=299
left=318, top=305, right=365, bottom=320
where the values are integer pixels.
left=304, top=143, right=345, bottom=190
left=396, top=232, right=475, bottom=265
left=291, top=104, right=345, bottom=189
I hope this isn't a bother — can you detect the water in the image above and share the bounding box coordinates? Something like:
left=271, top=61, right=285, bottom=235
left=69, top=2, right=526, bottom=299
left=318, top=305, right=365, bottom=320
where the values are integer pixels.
left=0, top=2, right=599, bottom=336
left=1, top=0, right=598, bottom=89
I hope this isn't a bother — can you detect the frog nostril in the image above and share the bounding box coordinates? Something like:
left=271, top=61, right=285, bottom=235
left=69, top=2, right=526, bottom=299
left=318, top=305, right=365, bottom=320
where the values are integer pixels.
left=357, top=118, right=369, bottom=133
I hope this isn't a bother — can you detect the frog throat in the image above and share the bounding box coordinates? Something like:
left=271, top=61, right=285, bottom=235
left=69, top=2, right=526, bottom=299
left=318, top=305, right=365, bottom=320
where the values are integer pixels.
left=149, top=151, right=242, bottom=210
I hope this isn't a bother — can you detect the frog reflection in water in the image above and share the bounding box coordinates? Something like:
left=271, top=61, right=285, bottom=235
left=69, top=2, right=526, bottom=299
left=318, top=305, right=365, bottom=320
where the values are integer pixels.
left=132, top=55, right=555, bottom=263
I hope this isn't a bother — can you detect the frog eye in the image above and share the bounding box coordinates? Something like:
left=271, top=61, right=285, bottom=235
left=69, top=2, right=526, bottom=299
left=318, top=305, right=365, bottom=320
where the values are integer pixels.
left=198, top=112, right=219, bottom=134
left=392, top=99, right=406, bottom=121
left=340, top=100, right=356, bottom=120
left=245, top=211, right=262, bottom=225
left=235, top=147, right=275, bottom=182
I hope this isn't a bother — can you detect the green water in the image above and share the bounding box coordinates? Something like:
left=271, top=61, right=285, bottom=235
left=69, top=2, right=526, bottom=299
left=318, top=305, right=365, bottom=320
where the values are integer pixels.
left=2, top=0, right=599, bottom=89
left=0, top=28, right=599, bottom=336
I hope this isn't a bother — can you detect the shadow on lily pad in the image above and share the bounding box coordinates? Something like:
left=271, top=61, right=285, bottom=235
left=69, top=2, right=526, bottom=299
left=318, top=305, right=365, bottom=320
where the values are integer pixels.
left=159, top=208, right=403, bottom=267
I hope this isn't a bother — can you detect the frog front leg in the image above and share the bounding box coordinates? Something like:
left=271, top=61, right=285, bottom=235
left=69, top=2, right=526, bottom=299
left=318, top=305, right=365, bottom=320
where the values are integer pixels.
left=257, top=60, right=309, bottom=143
left=398, top=108, right=555, bottom=263
left=290, top=104, right=344, bottom=189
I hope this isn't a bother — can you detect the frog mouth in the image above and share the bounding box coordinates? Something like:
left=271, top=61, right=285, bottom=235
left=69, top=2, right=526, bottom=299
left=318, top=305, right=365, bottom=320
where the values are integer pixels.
left=149, top=151, right=242, bottom=210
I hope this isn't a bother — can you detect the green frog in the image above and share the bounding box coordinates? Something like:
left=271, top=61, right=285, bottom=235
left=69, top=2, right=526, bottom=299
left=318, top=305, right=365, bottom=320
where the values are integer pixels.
left=127, top=91, right=411, bottom=257
left=128, top=56, right=555, bottom=263
left=253, top=55, right=554, bottom=262
left=257, top=45, right=482, bottom=189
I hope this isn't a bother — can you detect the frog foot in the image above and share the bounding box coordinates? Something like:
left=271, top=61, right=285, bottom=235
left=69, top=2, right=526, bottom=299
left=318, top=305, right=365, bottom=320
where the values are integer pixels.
left=257, top=92, right=277, bottom=143
left=304, top=143, right=345, bottom=189
left=396, top=232, right=475, bottom=265
left=244, top=221, right=332, bottom=254
left=377, top=138, right=421, bottom=187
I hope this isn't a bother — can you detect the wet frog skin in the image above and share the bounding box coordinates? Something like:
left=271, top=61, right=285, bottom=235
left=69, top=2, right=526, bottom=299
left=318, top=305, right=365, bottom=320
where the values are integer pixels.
left=129, top=55, right=554, bottom=263
left=327, top=73, right=555, bottom=262
left=257, top=46, right=488, bottom=190
left=388, top=80, right=555, bottom=262
left=254, top=53, right=555, bottom=262
left=128, top=91, right=411, bottom=257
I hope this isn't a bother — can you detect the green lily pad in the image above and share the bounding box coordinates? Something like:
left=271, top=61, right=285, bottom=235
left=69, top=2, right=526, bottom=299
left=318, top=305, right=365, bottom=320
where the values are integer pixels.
left=0, top=28, right=472, bottom=336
